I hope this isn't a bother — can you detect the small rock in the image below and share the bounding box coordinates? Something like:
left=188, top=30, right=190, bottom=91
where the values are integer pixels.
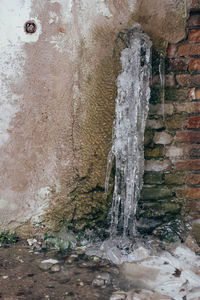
left=32, top=242, right=42, bottom=251
left=92, top=278, right=105, bottom=287
left=153, top=132, right=173, bottom=145
left=93, top=256, right=100, bottom=262
left=96, top=272, right=111, bottom=285
left=51, top=264, right=61, bottom=272
left=39, top=262, right=53, bottom=271
left=70, top=254, right=78, bottom=258
left=39, top=259, right=58, bottom=271
left=42, top=259, right=59, bottom=264
left=27, top=238, right=37, bottom=246
left=110, top=292, right=126, bottom=300
left=2, top=276, right=8, bottom=279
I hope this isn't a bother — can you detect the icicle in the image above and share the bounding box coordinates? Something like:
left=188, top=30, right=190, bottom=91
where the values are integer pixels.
left=104, top=148, right=114, bottom=196
left=109, top=24, right=152, bottom=238
left=159, top=57, right=165, bottom=121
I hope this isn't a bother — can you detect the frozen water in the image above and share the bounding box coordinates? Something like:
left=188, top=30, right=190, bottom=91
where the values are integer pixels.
left=159, top=57, right=165, bottom=120
left=109, top=24, right=152, bottom=238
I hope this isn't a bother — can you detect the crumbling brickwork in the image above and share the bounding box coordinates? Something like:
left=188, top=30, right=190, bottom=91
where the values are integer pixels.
left=139, top=5, right=200, bottom=244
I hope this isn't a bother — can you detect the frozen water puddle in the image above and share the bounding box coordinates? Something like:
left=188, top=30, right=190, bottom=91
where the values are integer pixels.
left=87, top=242, right=200, bottom=299
left=120, top=246, right=200, bottom=300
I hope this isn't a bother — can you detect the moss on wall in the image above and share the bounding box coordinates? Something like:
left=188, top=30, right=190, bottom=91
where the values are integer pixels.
left=43, top=27, right=127, bottom=231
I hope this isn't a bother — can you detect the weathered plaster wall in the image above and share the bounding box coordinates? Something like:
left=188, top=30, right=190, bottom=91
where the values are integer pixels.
left=0, top=0, right=187, bottom=234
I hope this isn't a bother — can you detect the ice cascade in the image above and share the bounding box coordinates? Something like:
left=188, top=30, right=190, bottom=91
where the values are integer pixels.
left=108, top=24, right=152, bottom=238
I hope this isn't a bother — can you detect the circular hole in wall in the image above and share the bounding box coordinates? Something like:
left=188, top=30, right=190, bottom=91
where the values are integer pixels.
left=24, top=21, right=37, bottom=34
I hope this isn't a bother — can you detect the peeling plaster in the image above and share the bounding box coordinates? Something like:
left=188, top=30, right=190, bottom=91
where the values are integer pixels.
left=50, top=0, right=73, bottom=23
left=0, top=0, right=42, bottom=148
left=49, top=0, right=113, bottom=55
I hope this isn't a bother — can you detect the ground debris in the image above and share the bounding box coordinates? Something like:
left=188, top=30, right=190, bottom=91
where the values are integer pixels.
left=172, top=268, right=182, bottom=277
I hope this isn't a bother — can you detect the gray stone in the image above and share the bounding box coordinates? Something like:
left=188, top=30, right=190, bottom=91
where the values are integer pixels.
left=110, top=292, right=126, bottom=300
left=96, top=272, right=111, bottom=285
left=153, top=132, right=173, bottom=145
left=144, top=172, right=164, bottom=185
left=39, top=262, right=53, bottom=271
left=92, top=278, right=105, bottom=287
left=141, top=186, right=173, bottom=200
left=146, top=118, right=164, bottom=129
left=145, top=160, right=171, bottom=172
left=149, top=103, right=174, bottom=116
left=51, top=264, right=61, bottom=272
left=39, top=259, right=59, bottom=271
left=27, top=238, right=37, bottom=246
left=165, top=146, right=183, bottom=157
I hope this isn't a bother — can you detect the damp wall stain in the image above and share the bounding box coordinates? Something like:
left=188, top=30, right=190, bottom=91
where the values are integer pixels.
left=0, top=0, right=187, bottom=233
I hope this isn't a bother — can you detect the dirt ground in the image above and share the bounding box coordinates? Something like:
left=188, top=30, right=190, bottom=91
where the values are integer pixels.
left=0, top=240, right=123, bottom=300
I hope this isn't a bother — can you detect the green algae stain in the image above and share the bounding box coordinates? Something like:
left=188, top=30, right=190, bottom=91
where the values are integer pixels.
left=43, top=27, right=127, bottom=231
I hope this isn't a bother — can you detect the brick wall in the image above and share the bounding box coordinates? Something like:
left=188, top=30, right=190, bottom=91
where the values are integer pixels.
left=138, top=6, right=200, bottom=244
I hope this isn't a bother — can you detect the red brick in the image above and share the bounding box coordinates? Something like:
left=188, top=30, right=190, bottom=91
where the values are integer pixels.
left=168, top=58, right=186, bottom=71
left=176, top=74, right=200, bottom=86
left=151, top=75, right=175, bottom=87
left=176, top=131, right=200, bottom=143
left=189, top=58, right=200, bottom=71
left=188, top=88, right=200, bottom=100
left=184, top=144, right=200, bottom=157
left=186, top=200, right=200, bottom=214
left=167, top=44, right=177, bottom=58
left=191, top=0, right=200, bottom=8
left=186, top=174, right=200, bottom=185
left=191, top=74, right=200, bottom=85
left=188, top=14, right=200, bottom=27
left=174, top=159, right=200, bottom=171
left=176, top=74, right=191, bottom=86
left=188, top=29, right=200, bottom=42
left=177, top=188, right=200, bottom=199
left=187, top=116, right=200, bottom=128
left=165, top=115, right=185, bottom=129
left=187, top=188, right=200, bottom=199
left=178, top=43, right=200, bottom=56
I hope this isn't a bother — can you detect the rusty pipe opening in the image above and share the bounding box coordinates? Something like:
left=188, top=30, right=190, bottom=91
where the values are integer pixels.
left=24, top=21, right=37, bottom=34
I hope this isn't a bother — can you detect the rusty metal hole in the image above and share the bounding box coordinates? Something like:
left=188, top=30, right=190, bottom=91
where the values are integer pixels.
left=24, top=21, right=37, bottom=34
